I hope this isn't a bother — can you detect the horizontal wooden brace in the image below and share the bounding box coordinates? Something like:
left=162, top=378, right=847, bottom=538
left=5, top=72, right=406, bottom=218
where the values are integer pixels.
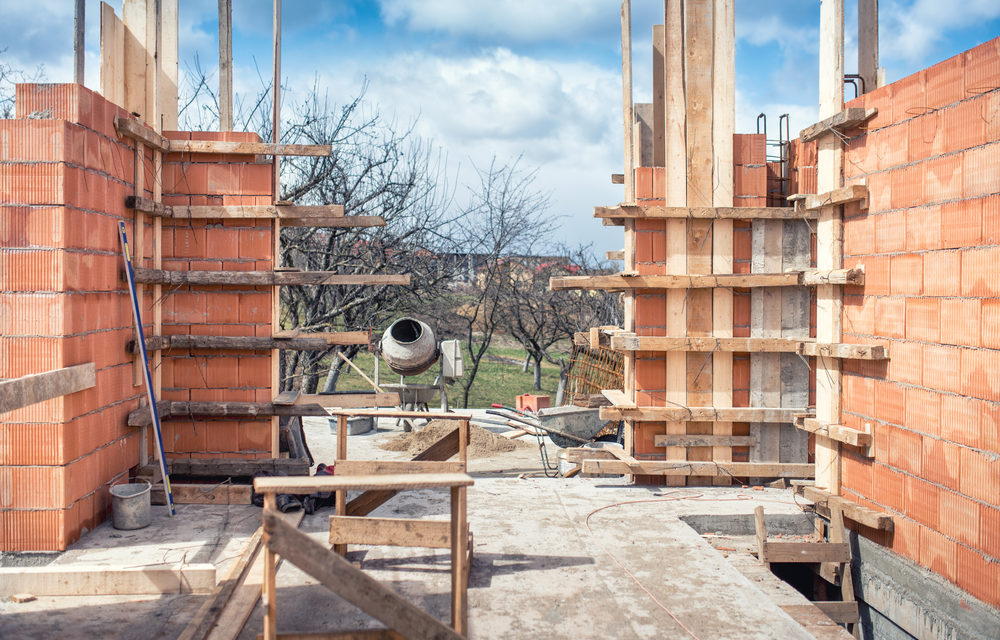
left=611, top=173, right=625, bottom=184
left=0, top=363, right=96, bottom=414
left=595, top=204, right=816, bottom=222
left=150, top=483, right=253, bottom=506
left=606, top=250, right=625, bottom=260
left=127, top=394, right=397, bottom=427
left=168, top=457, right=309, bottom=477
left=796, top=484, right=893, bottom=531
left=255, top=472, right=474, bottom=495
left=790, top=184, right=868, bottom=212
left=127, top=195, right=366, bottom=222
left=797, top=342, right=887, bottom=359
left=114, top=117, right=331, bottom=156
left=0, top=564, right=216, bottom=596
left=580, top=460, right=815, bottom=478
left=333, top=460, right=466, bottom=476
left=609, top=335, right=886, bottom=359
left=652, top=434, right=757, bottom=448
left=761, top=541, right=851, bottom=563
left=130, top=268, right=410, bottom=287
left=794, top=417, right=873, bottom=448
left=799, top=107, right=877, bottom=142
left=129, top=333, right=369, bottom=353
left=328, top=516, right=452, bottom=549
left=549, top=268, right=863, bottom=291
left=600, top=405, right=809, bottom=423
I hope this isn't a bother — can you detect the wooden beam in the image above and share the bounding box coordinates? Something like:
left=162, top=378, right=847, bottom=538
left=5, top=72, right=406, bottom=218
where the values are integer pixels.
left=127, top=396, right=396, bottom=426
left=74, top=0, right=86, bottom=84
left=581, top=460, right=815, bottom=478
left=799, top=107, right=877, bottom=142
left=595, top=205, right=812, bottom=221
left=254, top=633, right=403, bottom=640
left=126, top=197, right=356, bottom=222
left=652, top=24, right=666, bottom=167
left=161, top=0, right=179, bottom=129
left=100, top=2, right=125, bottom=107
left=755, top=506, right=768, bottom=566
left=0, top=564, right=215, bottom=596
left=761, top=541, right=851, bottom=563
left=550, top=269, right=863, bottom=291
left=620, top=0, right=633, bottom=202
left=791, top=184, right=867, bottom=212
left=328, top=517, right=451, bottom=549
left=131, top=333, right=369, bottom=353
left=255, top=473, right=473, bottom=495
left=218, top=0, right=233, bottom=131
left=131, top=268, right=409, bottom=287
left=0, top=363, right=96, bottom=414
left=121, top=0, right=148, bottom=120
left=115, top=114, right=166, bottom=151
left=797, top=484, right=893, bottom=530
left=333, top=461, right=465, bottom=475
left=170, top=139, right=332, bottom=156
left=653, top=434, right=756, bottom=448
left=600, top=406, right=808, bottom=423
left=152, top=483, right=253, bottom=506
left=169, top=458, right=309, bottom=477
left=813, top=601, right=860, bottom=624
left=858, top=0, right=879, bottom=93
left=609, top=336, right=883, bottom=359
left=606, top=250, right=625, bottom=261
left=262, top=512, right=462, bottom=640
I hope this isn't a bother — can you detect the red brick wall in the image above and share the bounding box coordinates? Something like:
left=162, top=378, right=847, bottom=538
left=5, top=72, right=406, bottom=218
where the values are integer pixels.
left=0, top=84, right=273, bottom=550
left=832, top=37, right=1000, bottom=606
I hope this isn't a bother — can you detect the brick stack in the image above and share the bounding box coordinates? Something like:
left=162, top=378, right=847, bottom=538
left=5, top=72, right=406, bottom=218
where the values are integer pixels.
left=829, top=37, right=1000, bottom=607
left=0, top=84, right=274, bottom=550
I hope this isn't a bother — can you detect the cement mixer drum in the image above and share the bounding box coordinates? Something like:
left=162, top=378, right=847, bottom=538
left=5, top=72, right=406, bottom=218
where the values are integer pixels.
left=380, top=317, right=439, bottom=376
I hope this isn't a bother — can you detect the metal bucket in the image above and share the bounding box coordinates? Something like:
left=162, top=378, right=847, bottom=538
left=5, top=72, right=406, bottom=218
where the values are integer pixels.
left=110, top=479, right=152, bottom=530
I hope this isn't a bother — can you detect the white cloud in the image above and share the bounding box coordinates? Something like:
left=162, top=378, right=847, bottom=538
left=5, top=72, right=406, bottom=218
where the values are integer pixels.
left=881, top=0, right=1000, bottom=62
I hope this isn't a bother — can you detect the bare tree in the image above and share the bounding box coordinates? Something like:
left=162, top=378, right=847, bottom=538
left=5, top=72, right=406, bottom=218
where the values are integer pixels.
left=0, top=51, right=45, bottom=118
left=444, top=158, right=551, bottom=408
left=501, top=245, right=620, bottom=392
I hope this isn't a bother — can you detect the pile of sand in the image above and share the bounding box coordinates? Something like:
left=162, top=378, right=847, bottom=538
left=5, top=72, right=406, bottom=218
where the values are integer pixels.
left=380, top=419, right=532, bottom=459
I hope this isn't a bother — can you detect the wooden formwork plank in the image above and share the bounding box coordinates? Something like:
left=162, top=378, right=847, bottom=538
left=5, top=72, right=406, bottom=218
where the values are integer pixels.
left=858, top=0, right=879, bottom=92
left=0, top=363, right=96, bottom=414
left=652, top=24, right=666, bottom=167
left=663, top=0, right=687, bottom=485
left=0, top=564, right=215, bottom=596
left=99, top=2, right=125, bottom=107
left=620, top=0, right=637, bottom=461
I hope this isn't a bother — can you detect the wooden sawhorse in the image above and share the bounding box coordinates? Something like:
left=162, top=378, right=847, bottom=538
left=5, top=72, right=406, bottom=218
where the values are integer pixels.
left=254, top=472, right=473, bottom=640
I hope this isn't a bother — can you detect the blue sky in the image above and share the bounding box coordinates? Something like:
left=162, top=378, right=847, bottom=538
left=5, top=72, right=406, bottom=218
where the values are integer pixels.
left=2, top=1, right=998, bottom=252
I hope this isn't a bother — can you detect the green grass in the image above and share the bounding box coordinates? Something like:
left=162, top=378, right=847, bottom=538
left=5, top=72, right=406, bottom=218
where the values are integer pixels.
left=333, top=342, right=565, bottom=409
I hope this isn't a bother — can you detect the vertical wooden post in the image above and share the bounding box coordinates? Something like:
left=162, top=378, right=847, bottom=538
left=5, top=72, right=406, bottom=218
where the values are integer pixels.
left=270, top=0, right=283, bottom=458
left=858, top=0, right=879, bottom=93
left=263, top=493, right=278, bottom=640
left=711, top=0, right=735, bottom=486
left=100, top=2, right=125, bottom=107
left=450, top=485, right=468, bottom=635
left=333, top=414, right=348, bottom=556
left=816, top=0, right=845, bottom=495
left=459, top=419, right=469, bottom=467
left=161, top=0, right=179, bottom=129
left=151, top=0, right=163, bottom=420
left=620, top=1, right=637, bottom=462
left=651, top=25, right=666, bottom=168
left=122, top=0, right=148, bottom=121
left=74, top=0, right=85, bottom=85
left=663, top=0, right=687, bottom=486
left=218, top=0, right=233, bottom=130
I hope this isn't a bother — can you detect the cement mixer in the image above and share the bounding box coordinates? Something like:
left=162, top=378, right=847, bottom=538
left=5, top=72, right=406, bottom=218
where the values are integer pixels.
left=378, top=317, right=463, bottom=416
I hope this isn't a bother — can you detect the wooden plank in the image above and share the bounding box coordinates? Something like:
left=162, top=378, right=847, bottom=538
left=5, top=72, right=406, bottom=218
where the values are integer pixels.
left=131, top=268, right=409, bottom=287
left=601, top=389, right=635, bottom=408
left=858, top=0, right=879, bottom=92
left=255, top=632, right=403, bottom=640
left=762, top=542, right=851, bottom=563
left=792, top=184, right=867, bottom=212
left=272, top=390, right=299, bottom=405
left=755, top=505, right=768, bottom=566
left=653, top=434, right=755, bottom=448
left=122, top=0, right=148, bottom=120
left=218, top=0, right=233, bottom=131
left=99, top=2, right=125, bottom=106
left=161, top=0, right=179, bottom=129
left=652, top=24, right=666, bottom=167
left=114, top=115, right=166, bottom=150
left=127, top=397, right=395, bottom=426
left=611, top=173, right=625, bottom=184
left=334, top=461, right=465, bottom=475
left=799, top=107, right=877, bottom=142
left=581, top=460, right=814, bottom=478
left=254, top=472, right=473, bottom=495
left=262, top=512, right=463, bottom=640
left=177, top=526, right=263, bottom=640
left=814, top=601, right=860, bottom=624
left=328, top=409, right=473, bottom=420
left=663, top=0, right=687, bottom=486
left=74, top=0, right=86, bottom=84
left=550, top=269, right=862, bottom=291
left=599, top=406, right=807, bottom=423
left=207, top=510, right=304, bottom=640
left=798, top=342, right=887, bottom=359
left=613, top=336, right=816, bottom=352
left=297, top=393, right=398, bottom=408
left=0, top=363, right=96, bottom=414
left=170, top=139, right=332, bottom=156
left=795, top=417, right=872, bottom=448
left=606, top=250, right=625, bottom=261
left=620, top=0, right=633, bottom=203
left=797, top=485, right=893, bottom=530
left=563, top=448, right=617, bottom=464
left=596, top=204, right=813, bottom=222
left=151, top=484, right=253, bottom=505
left=450, top=486, right=468, bottom=634
left=169, top=458, right=309, bottom=477
left=126, top=198, right=350, bottom=221
left=132, top=334, right=369, bottom=352
left=816, top=0, right=846, bottom=496
left=328, top=517, right=451, bottom=549
left=0, top=564, right=216, bottom=596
